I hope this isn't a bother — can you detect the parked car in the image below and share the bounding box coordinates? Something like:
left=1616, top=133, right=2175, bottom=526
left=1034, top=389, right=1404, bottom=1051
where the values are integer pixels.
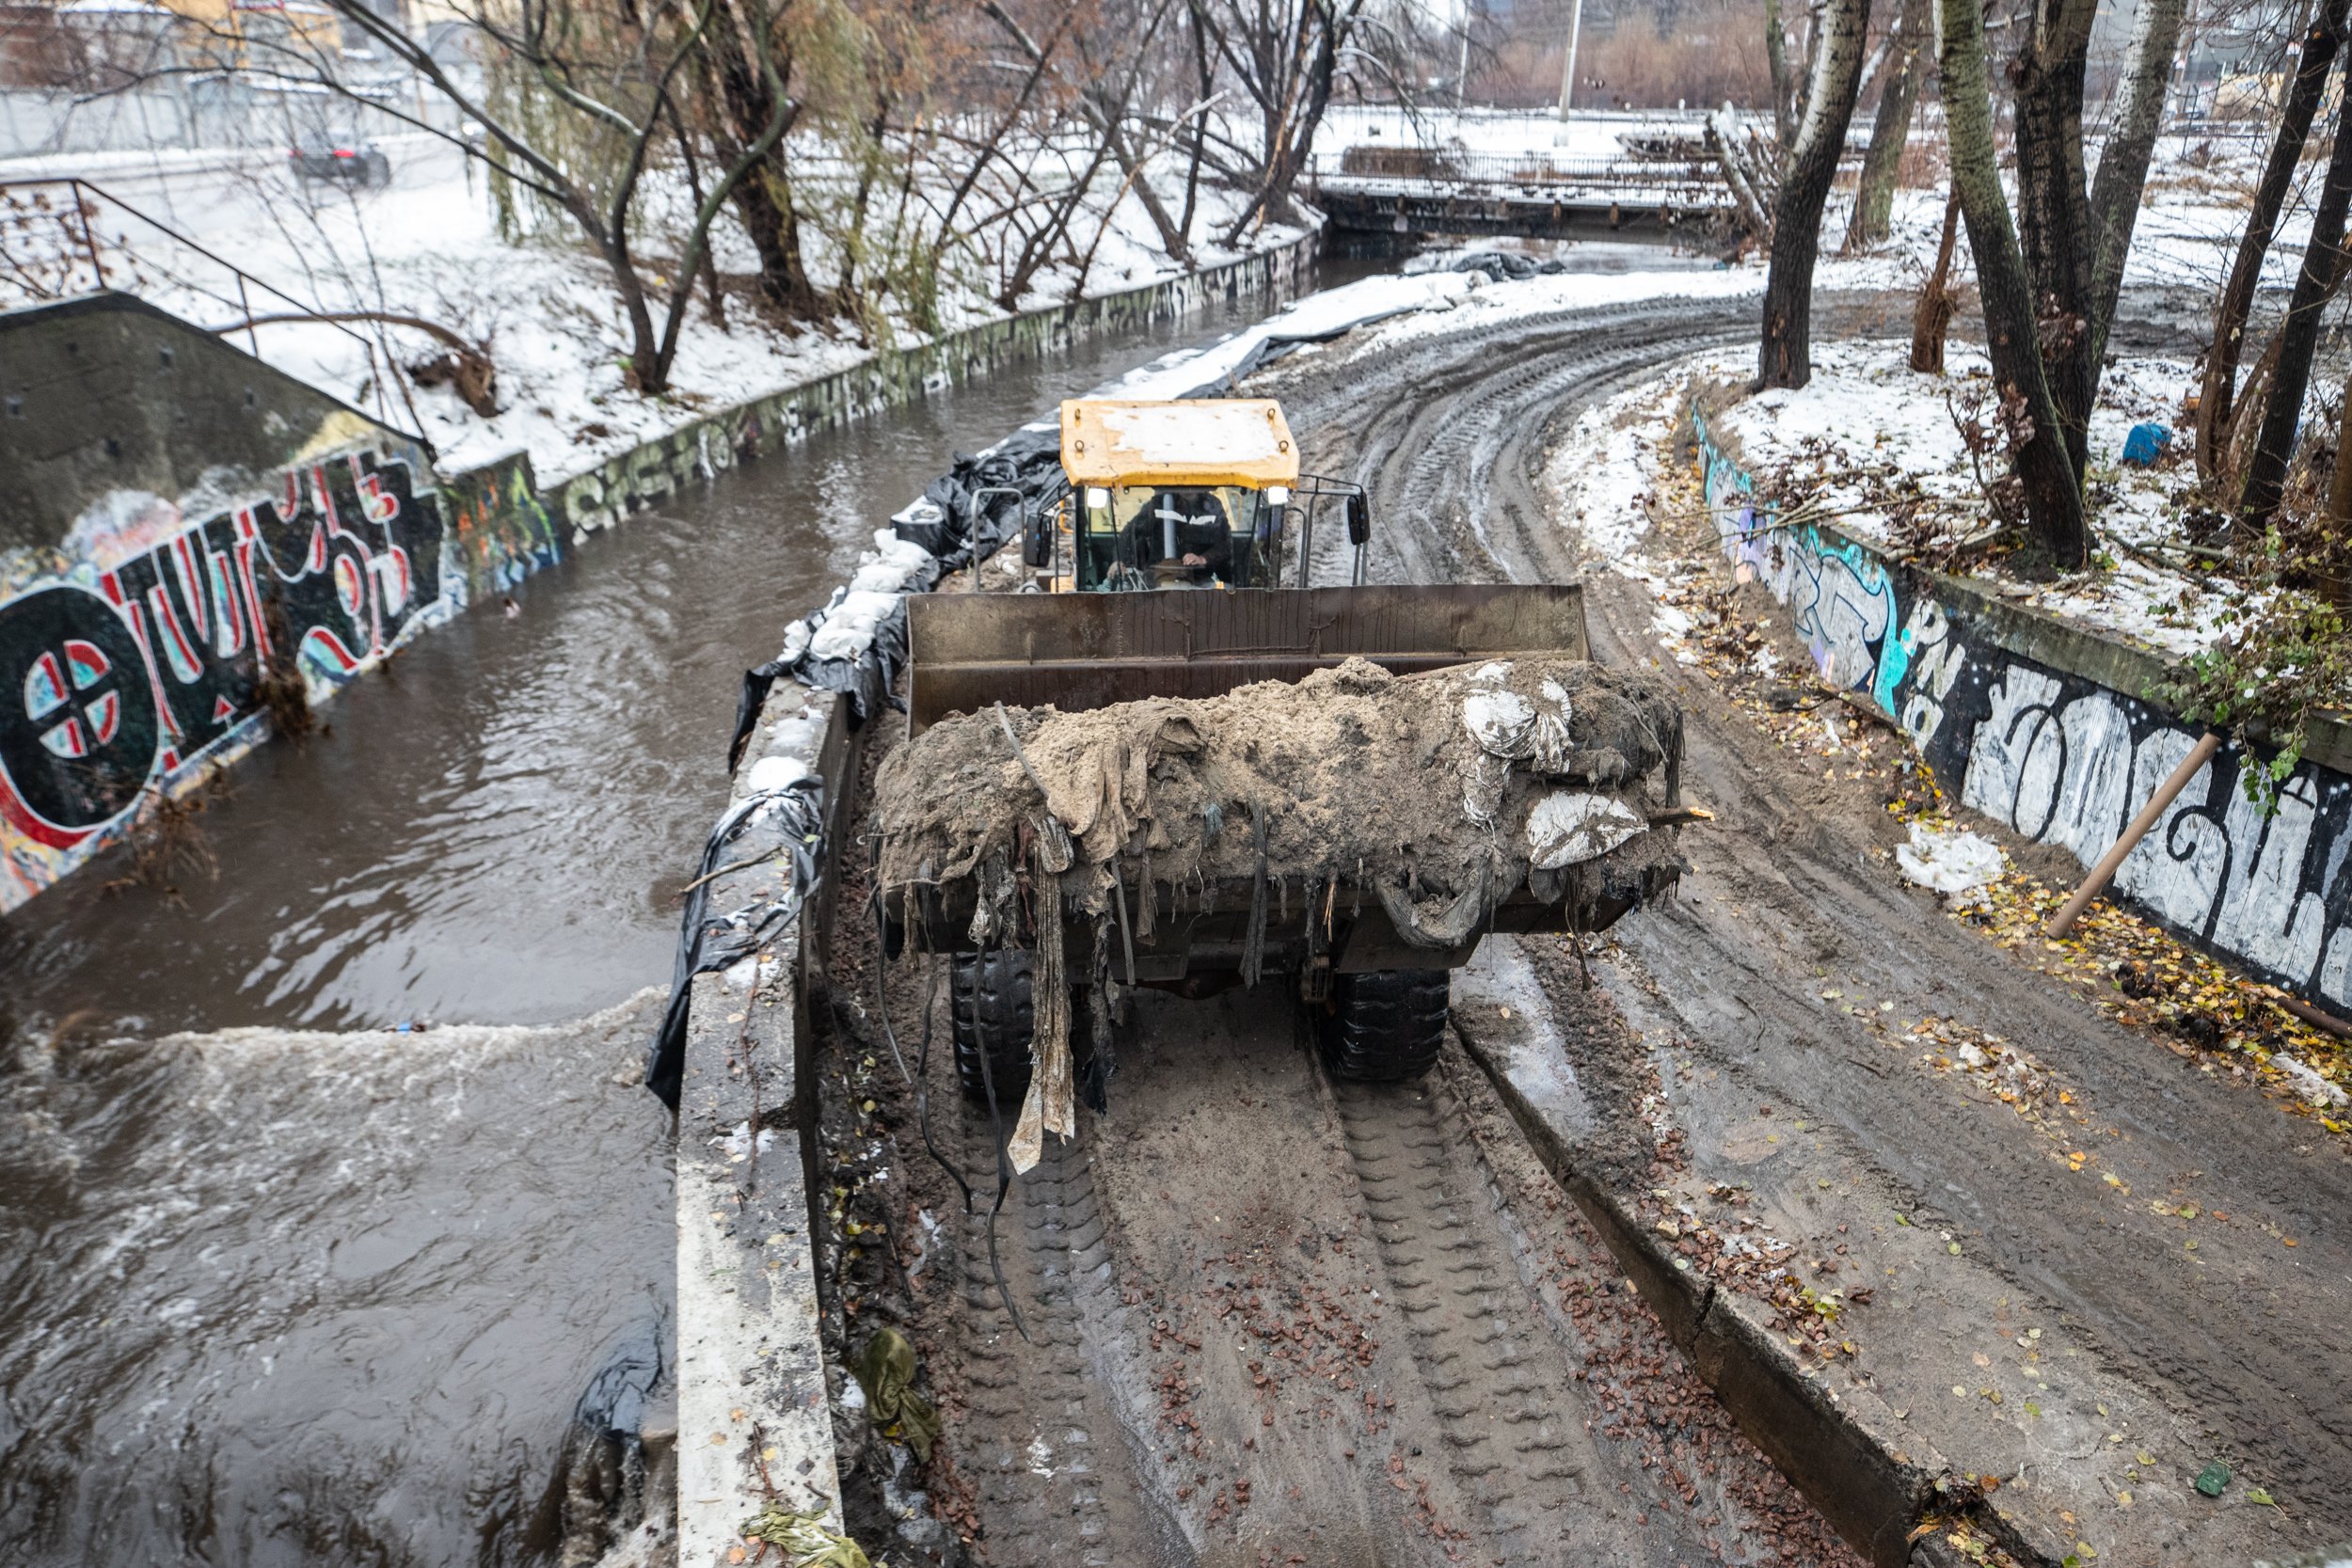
left=290, top=135, right=391, bottom=188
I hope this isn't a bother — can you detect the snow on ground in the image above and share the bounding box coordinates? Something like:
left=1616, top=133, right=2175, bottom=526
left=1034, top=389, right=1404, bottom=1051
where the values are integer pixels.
left=0, top=135, right=1306, bottom=485
left=1512, top=326, right=2242, bottom=661
left=1712, top=340, right=2236, bottom=657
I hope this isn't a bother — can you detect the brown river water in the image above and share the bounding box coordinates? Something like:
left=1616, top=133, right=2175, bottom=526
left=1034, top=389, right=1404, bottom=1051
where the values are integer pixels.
left=0, top=289, right=1289, bottom=1568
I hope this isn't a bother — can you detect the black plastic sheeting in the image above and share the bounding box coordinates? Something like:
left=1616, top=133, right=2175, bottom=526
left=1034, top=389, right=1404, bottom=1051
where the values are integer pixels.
left=722, top=427, right=1068, bottom=774
left=674, top=429, right=1073, bottom=1104
left=644, top=773, right=826, bottom=1108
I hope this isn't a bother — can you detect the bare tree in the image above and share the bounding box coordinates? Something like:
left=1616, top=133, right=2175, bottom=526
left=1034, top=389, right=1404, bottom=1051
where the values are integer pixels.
left=2196, top=0, right=2352, bottom=479
left=1192, top=0, right=1373, bottom=243
left=2009, top=0, right=2099, bottom=487
left=209, top=0, right=798, bottom=394
left=2083, top=0, right=2188, bottom=368
left=1938, top=0, right=2088, bottom=563
left=2241, top=46, right=2352, bottom=526
left=1756, top=0, right=1870, bottom=388
left=1845, top=0, right=1928, bottom=250
left=1763, top=0, right=1795, bottom=154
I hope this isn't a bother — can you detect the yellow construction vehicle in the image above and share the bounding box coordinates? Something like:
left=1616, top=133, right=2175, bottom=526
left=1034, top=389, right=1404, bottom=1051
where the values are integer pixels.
left=882, top=397, right=1690, bottom=1109
left=1009, top=398, right=1370, bottom=592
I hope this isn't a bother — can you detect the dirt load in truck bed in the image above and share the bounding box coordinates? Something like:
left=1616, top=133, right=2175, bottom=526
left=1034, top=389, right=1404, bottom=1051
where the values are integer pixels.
left=875, top=648, right=1684, bottom=911
left=876, top=654, right=1687, bottom=942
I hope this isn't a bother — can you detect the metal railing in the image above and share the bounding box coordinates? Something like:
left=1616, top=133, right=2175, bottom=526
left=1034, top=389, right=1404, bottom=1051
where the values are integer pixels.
left=0, top=174, right=427, bottom=441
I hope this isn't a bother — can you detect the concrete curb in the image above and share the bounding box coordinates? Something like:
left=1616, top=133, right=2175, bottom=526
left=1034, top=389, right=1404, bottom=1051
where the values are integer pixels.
left=1451, top=933, right=2305, bottom=1568
left=675, top=681, right=858, bottom=1561
left=1452, top=944, right=1939, bottom=1568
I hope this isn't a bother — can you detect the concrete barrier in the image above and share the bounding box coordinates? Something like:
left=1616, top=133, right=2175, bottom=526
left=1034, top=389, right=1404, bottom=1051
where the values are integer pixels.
left=1689, top=395, right=2352, bottom=1025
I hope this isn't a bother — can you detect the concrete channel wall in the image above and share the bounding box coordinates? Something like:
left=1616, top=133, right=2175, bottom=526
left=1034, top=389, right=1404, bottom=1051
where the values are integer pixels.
left=0, top=233, right=1318, bottom=911
left=0, top=293, right=470, bottom=911
left=1690, top=396, right=2352, bottom=1022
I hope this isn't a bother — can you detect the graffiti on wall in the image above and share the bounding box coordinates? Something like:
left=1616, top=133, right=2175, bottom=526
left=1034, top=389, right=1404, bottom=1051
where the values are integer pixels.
left=1, top=442, right=452, bottom=910
left=1690, top=400, right=2352, bottom=1014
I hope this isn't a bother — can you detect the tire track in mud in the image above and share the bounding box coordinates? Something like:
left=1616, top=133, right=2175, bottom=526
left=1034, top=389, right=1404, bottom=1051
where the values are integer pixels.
left=1327, top=1073, right=1597, bottom=1560
left=1278, top=286, right=2352, bottom=1521
left=1267, top=298, right=1756, bottom=588
left=949, top=1086, right=1171, bottom=1566
left=884, top=290, right=1902, bottom=1566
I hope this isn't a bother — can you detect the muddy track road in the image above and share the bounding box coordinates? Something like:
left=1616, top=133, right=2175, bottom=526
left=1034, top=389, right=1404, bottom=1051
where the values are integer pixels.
left=847, top=294, right=1898, bottom=1568
left=1269, top=291, right=2352, bottom=1533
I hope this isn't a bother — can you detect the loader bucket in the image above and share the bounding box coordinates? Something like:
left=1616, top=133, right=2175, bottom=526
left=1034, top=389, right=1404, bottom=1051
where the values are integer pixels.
left=907, top=584, right=1591, bottom=734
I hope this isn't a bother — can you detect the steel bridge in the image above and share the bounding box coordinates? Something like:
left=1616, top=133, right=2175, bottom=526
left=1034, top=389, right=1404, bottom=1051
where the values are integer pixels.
left=1306, top=143, right=1739, bottom=241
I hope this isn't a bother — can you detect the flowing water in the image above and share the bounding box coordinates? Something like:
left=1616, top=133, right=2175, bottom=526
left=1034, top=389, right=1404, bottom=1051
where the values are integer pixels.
left=0, top=284, right=1297, bottom=1568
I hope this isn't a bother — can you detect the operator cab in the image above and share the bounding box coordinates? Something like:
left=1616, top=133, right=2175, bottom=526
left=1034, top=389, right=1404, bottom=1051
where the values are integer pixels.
left=1025, top=399, right=1368, bottom=592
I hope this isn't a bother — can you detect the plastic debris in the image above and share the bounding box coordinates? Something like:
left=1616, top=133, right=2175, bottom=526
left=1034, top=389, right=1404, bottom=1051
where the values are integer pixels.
left=738, top=1502, right=872, bottom=1568
left=2270, top=1053, right=2350, bottom=1109
left=2194, top=1460, right=2231, bottom=1497
left=1894, top=821, right=2007, bottom=904
left=851, top=1326, right=941, bottom=1462
left=2120, top=422, right=2172, bottom=467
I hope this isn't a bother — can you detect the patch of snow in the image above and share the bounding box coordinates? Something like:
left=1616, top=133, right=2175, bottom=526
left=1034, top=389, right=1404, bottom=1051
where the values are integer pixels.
left=2270, top=1053, right=2349, bottom=1109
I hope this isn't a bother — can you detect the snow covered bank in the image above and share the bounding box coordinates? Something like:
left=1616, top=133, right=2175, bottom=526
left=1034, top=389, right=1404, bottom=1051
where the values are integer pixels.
left=0, top=137, right=1312, bottom=488
left=1528, top=337, right=2352, bottom=1061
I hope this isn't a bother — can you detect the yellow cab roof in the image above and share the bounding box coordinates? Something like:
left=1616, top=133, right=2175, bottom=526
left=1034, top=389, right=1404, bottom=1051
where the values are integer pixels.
left=1059, top=398, right=1299, bottom=488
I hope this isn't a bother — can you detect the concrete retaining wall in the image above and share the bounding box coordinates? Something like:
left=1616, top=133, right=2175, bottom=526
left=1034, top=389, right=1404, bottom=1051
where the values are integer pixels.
left=1690, top=397, right=2352, bottom=1018
left=0, top=293, right=473, bottom=911
left=0, top=231, right=1319, bottom=911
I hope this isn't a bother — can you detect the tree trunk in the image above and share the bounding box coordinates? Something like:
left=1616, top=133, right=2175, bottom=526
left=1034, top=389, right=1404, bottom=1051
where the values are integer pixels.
left=1765, top=0, right=1796, bottom=154
left=2010, top=0, right=2100, bottom=486
left=2242, top=55, right=2352, bottom=526
left=1845, top=0, right=1927, bottom=249
left=1911, top=187, right=1962, bottom=371
left=2084, top=0, right=2188, bottom=367
left=1939, top=0, right=2088, bottom=563
left=2197, top=0, right=2352, bottom=478
left=732, top=169, right=827, bottom=319
left=2328, top=368, right=2352, bottom=530
left=1757, top=0, right=1872, bottom=388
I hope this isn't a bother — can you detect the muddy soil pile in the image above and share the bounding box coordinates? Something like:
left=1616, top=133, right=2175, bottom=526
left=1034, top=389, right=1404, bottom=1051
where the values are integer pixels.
left=873, top=654, right=1687, bottom=1164
left=876, top=654, right=1686, bottom=937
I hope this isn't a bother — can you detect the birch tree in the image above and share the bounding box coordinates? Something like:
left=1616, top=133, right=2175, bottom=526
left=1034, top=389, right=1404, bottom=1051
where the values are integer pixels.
left=2241, top=46, right=2352, bottom=526
left=1756, top=0, right=1871, bottom=388
left=1844, top=0, right=1928, bottom=250
left=2196, top=0, right=2352, bottom=479
left=2083, top=0, right=2188, bottom=368
left=1938, top=0, right=2088, bottom=562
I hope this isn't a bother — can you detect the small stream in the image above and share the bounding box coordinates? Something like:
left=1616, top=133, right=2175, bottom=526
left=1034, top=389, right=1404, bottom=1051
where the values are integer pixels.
left=0, top=282, right=1295, bottom=1568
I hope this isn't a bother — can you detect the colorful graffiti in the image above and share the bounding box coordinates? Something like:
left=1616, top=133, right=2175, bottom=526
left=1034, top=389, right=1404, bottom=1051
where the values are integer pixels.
left=1690, top=398, right=2352, bottom=1015
left=0, top=443, right=452, bottom=910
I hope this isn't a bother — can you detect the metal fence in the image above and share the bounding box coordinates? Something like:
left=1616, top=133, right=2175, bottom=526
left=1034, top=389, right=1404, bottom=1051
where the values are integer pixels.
left=0, top=174, right=424, bottom=437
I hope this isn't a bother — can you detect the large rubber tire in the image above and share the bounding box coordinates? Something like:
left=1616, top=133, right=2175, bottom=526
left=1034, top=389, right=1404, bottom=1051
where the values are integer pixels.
left=1318, top=969, right=1450, bottom=1083
left=951, top=949, right=1034, bottom=1105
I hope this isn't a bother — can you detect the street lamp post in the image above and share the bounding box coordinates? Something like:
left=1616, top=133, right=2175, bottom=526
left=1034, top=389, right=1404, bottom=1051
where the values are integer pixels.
left=1555, top=0, right=1585, bottom=143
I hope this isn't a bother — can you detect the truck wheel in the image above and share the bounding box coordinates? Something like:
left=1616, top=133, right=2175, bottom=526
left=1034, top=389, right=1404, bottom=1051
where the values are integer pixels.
left=1318, top=969, right=1450, bottom=1083
left=951, top=949, right=1033, bottom=1106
